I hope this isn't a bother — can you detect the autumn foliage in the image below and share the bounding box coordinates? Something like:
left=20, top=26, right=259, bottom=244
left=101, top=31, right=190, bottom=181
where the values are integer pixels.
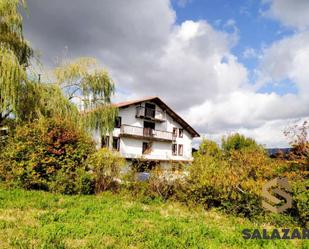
left=188, top=130, right=308, bottom=226
left=0, top=117, right=95, bottom=192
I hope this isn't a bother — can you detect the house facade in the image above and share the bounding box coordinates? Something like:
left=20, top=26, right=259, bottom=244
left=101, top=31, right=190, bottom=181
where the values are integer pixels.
left=94, top=97, right=199, bottom=165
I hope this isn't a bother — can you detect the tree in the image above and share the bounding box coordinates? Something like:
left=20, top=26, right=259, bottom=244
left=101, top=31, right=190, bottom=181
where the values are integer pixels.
left=54, top=57, right=117, bottom=136
left=0, top=0, right=33, bottom=125
left=0, top=0, right=117, bottom=138
left=86, top=148, right=125, bottom=193
left=284, top=120, right=309, bottom=172
left=0, top=0, right=33, bottom=66
left=221, top=133, right=263, bottom=154
left=16, top=81, right=79, bottom=122
left=196, top=138, right=221, bottom=158
left=0, top=45, right=26, bottom=125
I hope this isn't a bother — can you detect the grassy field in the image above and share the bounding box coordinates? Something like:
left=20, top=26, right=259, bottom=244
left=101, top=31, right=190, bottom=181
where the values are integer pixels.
left=0, top=188, right=307, bottom=249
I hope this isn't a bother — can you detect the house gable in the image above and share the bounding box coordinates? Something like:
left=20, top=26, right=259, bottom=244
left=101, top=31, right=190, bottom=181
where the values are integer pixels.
left=115, top=96, right=200, bottom=138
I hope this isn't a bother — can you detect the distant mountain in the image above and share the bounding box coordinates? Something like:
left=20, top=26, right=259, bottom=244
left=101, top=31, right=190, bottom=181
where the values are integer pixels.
left=266, top=148, right=291, bottom=156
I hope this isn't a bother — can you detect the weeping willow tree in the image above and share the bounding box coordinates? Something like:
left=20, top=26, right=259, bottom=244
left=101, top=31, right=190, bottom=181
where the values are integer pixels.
left=0, top=0, right=31, bottom=125
left=1, top=0, right=117, bottom=138
left=16, top=81, right=79, bottom=122
left=0, top=0, right=33, bottom=66
left=54, top=57, right=117, bottom=136
left=0, top=0, right=78, bottom=127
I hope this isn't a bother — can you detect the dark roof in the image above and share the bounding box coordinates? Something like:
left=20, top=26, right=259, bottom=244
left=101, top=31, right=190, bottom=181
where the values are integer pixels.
left=114, top=96, right=200, bottom=137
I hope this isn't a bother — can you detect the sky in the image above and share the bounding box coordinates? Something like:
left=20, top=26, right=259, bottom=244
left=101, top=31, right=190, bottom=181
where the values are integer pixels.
left=22, top=0, right=309, bottom=148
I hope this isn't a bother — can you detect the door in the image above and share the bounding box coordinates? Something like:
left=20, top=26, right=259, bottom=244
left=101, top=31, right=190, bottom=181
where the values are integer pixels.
left=143, top=121, right=155, bottom=137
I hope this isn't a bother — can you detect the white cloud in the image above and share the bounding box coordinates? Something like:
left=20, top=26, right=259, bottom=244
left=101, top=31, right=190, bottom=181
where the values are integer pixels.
left=138, top=20, right=246, bottom=108
left=185, top=90, right=308, bottom=128
left=185, top=90, right=309, bottom=148
left=225, top=19, right=236, bottom=27
left=23, top=0, right=309, bottom=147
left=177, top=0, right=192, bottom=8
left=264, top=0, right=309, bottom=30
left=242, top=47, right=258, bottom=59
left=261, top=31, right=309, bottom=94
left=182, top=28, right=309, bottom=147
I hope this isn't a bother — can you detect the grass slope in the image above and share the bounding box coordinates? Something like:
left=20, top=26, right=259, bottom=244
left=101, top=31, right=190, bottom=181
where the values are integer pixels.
left=0, top=188, right=307, bottom=249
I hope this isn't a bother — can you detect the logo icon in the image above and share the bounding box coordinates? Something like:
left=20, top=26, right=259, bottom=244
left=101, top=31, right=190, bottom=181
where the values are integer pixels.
left=262, top=177, right=292, bottom=214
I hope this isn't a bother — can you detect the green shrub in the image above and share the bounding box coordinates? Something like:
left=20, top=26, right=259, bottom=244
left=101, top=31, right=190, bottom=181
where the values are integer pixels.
left=147, top=168, right=188, bottom=201
left=130, top=158, right=160, bottom=172
left=0, top=117, right=95, bottom=193
left=188, top=134, right=308, bottom=227
left=222, top=133, right=263, bottom=155
left=188, top=143, right=282, bottom=217
left=282, top=121, right=309, bottom=226
left=291, top=179, right=309, bottom=227
left=48, top=168, right=95, bottom=195
left=122, top=164, right=188, bottom=203
left=77, top=169, right=96, bottom=195
left=86, top=148, right=125, bottom=193
left=196, top=138, right=221, bottom=157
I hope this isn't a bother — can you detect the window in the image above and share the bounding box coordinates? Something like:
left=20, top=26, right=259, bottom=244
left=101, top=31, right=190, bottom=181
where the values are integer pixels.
left=172, top=144, right=177, bottom=155
left=101, top=136, right=109, bottom=148
left=145, top=103, right=156, bottom=118
left=142, top=142, right=152, bottom=154
left=112, top=137, right=120, bottom=151
left=178, top=144, right=183, bottom=156
left=173, top=127, right=178, bottom=137
left=115, top=116, right=122, bottom=128
left=179, top=128, right=183, bottom=138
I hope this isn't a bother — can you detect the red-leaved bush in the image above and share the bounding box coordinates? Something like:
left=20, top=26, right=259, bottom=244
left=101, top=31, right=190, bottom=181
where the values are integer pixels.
left=0, top=117, right=95, bottom=193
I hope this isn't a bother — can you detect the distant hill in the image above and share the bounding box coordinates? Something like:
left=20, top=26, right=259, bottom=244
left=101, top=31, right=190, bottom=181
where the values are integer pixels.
left=266, top=148, right=291, bottom=157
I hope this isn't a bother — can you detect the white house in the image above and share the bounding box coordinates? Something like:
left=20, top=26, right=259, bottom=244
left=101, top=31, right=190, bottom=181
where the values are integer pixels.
left=94, top=96, right=200, bottom=166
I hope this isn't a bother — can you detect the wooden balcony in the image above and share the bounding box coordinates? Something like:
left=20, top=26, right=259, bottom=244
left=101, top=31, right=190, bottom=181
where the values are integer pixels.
left=136, top=106, right=165, bottom=122
left=120, top=125, right=174, bottom=142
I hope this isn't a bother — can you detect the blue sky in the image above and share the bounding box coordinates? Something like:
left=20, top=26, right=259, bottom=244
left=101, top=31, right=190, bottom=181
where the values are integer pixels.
left=173, top=0, right=290, bottom=55
left=172, top=0, right=295, bottom=94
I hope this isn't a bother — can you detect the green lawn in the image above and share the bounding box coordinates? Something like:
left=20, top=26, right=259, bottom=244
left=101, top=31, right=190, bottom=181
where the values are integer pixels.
left=0, top=188, right=307, bottom=249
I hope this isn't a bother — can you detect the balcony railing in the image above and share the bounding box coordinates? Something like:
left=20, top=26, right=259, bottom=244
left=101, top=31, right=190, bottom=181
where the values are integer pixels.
left=136, top=106, right=165, bottom=122
left=121, top=152, right=193, bottom=161
left=120, top=124, right=174, bottom=142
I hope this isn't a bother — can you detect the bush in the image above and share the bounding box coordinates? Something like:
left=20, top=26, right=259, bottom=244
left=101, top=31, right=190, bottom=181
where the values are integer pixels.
left=282, top=121, right=308, bottom=226
left=122, top=163, right=189, bottom=203
left=49, top=168, right=95, bottom=195
left=86, top=148, right=125, bottom=193
left=130, top=158, right=160, bottom=172
left=188, top=133, right=308, bottom=227
left=222, top=133, right=263, bottom=155
left=284, top=121, right=309, bottom=172
left=196, top=139, right=221, bottom=157
left=291, top=179, right=308, bottom=227
left=188, top=141, right=282, bottom=217
left=0, top=117, right=95, bottom=193
left=147, top=167, right=188, bottom=201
